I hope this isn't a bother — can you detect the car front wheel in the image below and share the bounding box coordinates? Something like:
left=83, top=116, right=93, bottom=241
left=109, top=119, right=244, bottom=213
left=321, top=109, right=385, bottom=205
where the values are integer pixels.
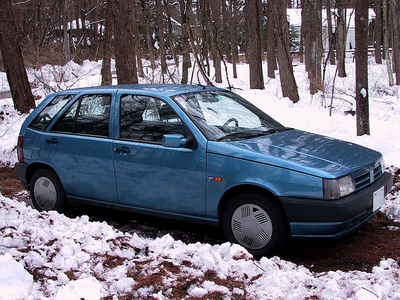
left=222, top=193, right=288, bottom=258
left=30, top=169, right=67, bottom=213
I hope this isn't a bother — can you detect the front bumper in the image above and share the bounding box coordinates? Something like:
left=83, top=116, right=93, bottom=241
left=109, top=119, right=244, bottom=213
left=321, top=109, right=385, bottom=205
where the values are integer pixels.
left=279, top=171, right=393, bottom=239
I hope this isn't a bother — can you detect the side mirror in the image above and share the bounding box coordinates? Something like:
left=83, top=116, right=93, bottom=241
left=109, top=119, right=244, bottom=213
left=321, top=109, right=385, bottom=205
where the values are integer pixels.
left=162, top=134, right=187, bottom=148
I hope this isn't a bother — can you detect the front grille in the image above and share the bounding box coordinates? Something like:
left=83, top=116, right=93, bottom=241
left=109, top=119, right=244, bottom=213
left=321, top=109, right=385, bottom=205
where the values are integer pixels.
left=354, top=159, right=384, bottom=191
left=355, top=172, right=371, bottom=190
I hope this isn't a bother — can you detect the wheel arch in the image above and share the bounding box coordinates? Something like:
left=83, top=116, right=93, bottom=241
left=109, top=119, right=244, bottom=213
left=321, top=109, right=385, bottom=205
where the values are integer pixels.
left=217, top=184, right=289, bottom=226
left=25, top=163, right=60, bottom=190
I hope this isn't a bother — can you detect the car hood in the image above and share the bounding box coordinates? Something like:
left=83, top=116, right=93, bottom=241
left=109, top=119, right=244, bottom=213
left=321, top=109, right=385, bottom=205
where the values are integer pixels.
left=207, top=129, right=382, bottom=178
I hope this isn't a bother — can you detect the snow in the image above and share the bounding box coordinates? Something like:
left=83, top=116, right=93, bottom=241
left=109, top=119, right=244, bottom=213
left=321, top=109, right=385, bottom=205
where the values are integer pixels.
left=1, top=57, right=400, bottom=299
left=360, top=87, right=367, bottom=98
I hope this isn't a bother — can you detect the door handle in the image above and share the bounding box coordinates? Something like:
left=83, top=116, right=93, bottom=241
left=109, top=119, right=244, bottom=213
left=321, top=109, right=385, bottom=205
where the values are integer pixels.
left=45, top=138, right=58, bottom=145
left=114, top=146, right=131, bottom=155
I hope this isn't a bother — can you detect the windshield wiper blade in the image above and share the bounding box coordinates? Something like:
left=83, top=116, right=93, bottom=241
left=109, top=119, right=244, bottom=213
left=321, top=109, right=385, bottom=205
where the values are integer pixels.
left=217, top=127, right=293, bottom=142
left=217, top=132, right=255, bottom=141
left=263, top=127, right=292, bottom=134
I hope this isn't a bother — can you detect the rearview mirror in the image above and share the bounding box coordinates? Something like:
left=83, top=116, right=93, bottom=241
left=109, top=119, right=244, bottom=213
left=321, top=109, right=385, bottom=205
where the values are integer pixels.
left=162, top=134, right=187, bottom=148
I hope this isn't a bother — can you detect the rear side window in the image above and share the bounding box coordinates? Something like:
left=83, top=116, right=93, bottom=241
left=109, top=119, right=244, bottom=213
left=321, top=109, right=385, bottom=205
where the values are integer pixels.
left=29, top=94, right=76, bottom=131
left=51, top=94, right=111, bottom=137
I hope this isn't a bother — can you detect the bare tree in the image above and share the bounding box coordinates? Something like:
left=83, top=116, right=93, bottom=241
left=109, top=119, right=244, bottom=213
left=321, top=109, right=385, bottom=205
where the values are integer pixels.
left=0, top=0, right=35, bottom=113
left=374, top=0, right=383, bottom=64
left=326, top=0, right=336, bottom=65
left=229, top=0, right=240, bottom=79
left=303, top=0, right=322, bottom=94
left=155, top=0, right=168, bottom=76
left=274, top=0, right=299, bottom=102
left=336, top=0, right=347, bottom=77
left=60, top=0, right=70, bottom=63
left=266, top=0, right=277, bottom=78
left=221, top=0, right=231, bottom=62
left=141, top=0, right=156, bottom=70
left=101, top=0, right=113, bottom=86
left=246, top=0, right=264, bottom=89
left=113, top=0, right=138, bottom=84
left=179, top=0, right=191, bottom=84
left=210, top=0, right=223, bottom=83
left=355, top=0, right=369, bottom=136
left=164, top=0, right=179, bottom=69
left=389, top=0, right=400, bottom=85
left=383, top=0, right=394, bottom=86
left=132, top=0, right=145, bottom=78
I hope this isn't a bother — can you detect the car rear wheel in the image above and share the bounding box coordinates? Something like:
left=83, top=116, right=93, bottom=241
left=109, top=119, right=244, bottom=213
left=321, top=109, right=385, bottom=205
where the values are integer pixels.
left=222, top=193, right=288, bottom=258
left=30, top=169, right=67, bottom=213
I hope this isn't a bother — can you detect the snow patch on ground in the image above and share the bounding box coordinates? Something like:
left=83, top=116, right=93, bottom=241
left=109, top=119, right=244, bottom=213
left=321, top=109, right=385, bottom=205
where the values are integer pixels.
left=0, top=194, right=400, bottom=299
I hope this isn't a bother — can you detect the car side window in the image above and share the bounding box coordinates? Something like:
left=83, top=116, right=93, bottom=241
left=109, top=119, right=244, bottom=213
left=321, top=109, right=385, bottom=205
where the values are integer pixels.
left=52, top=94, right=111, bottom=137
left=120, top=95, right=184, bottom=143
left=28, top=94, right=76, bottom=131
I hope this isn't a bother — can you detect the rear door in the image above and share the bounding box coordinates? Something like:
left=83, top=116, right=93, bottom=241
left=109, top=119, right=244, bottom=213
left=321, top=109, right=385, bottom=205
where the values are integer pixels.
left=112, top=93, right=207, bottom=216
left=44, top=91, right=118, bottom=203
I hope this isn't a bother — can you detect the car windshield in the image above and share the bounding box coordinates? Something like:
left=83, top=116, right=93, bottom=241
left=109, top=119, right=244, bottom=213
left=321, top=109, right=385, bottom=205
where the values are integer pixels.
left=172, top=90, right=290, bottom=141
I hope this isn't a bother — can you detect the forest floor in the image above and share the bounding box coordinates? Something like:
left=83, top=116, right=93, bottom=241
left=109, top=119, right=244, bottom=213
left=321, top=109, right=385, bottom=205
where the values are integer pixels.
left=1, top=166, right=399, bottom=274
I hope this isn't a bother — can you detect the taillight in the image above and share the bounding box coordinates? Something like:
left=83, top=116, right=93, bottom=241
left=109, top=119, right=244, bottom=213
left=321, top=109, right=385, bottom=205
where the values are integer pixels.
left=17, top=136, right=24, bottom=163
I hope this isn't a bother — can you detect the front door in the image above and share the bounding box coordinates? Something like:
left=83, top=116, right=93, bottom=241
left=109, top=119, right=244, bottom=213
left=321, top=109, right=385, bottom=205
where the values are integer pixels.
left=113, top=94, right=206, bottom=216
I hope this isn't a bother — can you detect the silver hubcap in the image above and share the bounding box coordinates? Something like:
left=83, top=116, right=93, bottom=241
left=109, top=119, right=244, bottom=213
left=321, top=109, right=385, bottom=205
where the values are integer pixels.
left=34, top=177, right=57, bottom=210
left=231, top=204, right=273, bottom=250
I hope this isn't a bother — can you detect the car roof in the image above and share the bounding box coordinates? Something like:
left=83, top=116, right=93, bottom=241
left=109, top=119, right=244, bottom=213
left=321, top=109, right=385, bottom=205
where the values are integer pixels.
left=64, top=84, right=225, bottom=97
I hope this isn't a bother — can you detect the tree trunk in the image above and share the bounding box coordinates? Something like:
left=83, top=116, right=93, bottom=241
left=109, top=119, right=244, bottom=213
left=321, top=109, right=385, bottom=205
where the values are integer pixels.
left=113, top=0, right=138, bottom=84
left=246, top=0, right=264, bottom=89
left=326, top=0, right=336, bottom=65
left=179, top=0, right=191, bottom=84
left=221, top=0, right=231, bottom=62
left=164, top=0, right=179, bottom=69
left=266, top=0, right=277, bottom=78
left=300, top=0, right=305, bottom=64
left=142, top=1, right=156, bottom=70
left=374, top=0, right=383, bottom=64
left=132, top=0, right=144, bottom=78
left=198, top=0, right=211, bottom=77
left=60, top=0, right=70, bottom=64
left=302, top=0, right=310, bottom=72
left=210, top=0, right=222, bottom=83
left=304, top=0, right=322, bottom=95
left=336, top=0, right=347, bottom=77
left=275, top=0, right=299, bottom=102
left=0, top=0, right=35, bottom=113
left=230, top=0, right=239, bottom=78
left=383, top=0, right=394, bottom=86
left=389, top=0, right=400, bottom=85
left=355, top=0, right=370, bottom=136
left=155, top=0, right=167, bottom=77
left=101, top=0, right=113, bottom=86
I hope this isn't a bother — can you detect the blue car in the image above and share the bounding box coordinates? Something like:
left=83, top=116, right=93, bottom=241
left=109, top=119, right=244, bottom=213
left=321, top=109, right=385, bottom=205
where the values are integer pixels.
left=15, top=84, right=393, bottom=257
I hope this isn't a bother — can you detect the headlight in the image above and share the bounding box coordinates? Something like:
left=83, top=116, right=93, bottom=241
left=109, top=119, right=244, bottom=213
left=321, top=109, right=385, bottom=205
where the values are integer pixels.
left=323, top=175, right=355, bottom=200
left=377, top=157, right=385, bottom=172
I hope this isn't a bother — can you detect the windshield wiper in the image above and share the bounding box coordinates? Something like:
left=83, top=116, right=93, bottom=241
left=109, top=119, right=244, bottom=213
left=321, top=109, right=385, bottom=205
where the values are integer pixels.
left=263, top=127, right=293, bottom=135
left=217, top=127, right=292, bottom=142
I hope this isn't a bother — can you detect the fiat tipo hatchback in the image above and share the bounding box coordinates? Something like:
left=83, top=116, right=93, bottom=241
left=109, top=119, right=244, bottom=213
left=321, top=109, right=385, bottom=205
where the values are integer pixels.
left=16, top=84, right=393, bottom=256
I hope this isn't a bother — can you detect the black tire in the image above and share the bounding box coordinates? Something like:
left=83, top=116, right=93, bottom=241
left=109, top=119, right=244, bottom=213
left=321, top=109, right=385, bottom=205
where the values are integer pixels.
left=30, top=169, right=67, bottom=213
left=222, top=192, right=289, bottom=258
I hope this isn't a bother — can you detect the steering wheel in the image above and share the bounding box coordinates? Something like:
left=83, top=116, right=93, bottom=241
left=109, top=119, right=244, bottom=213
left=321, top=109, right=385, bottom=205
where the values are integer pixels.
left=222, top=118, right=239, bottom=131
left=43, top=113, right=52, bottom=122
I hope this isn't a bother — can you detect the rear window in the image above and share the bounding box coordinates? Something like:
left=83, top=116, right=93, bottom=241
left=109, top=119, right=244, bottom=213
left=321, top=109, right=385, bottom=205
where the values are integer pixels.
left=51, top=94, right=111, bottom=137
left=29, top=94, right=76, bottom=131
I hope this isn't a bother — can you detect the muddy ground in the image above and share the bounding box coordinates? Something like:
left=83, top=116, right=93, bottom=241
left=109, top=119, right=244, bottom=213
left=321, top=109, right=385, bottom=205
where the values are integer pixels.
left=1, top=166, right=399, bottom=273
